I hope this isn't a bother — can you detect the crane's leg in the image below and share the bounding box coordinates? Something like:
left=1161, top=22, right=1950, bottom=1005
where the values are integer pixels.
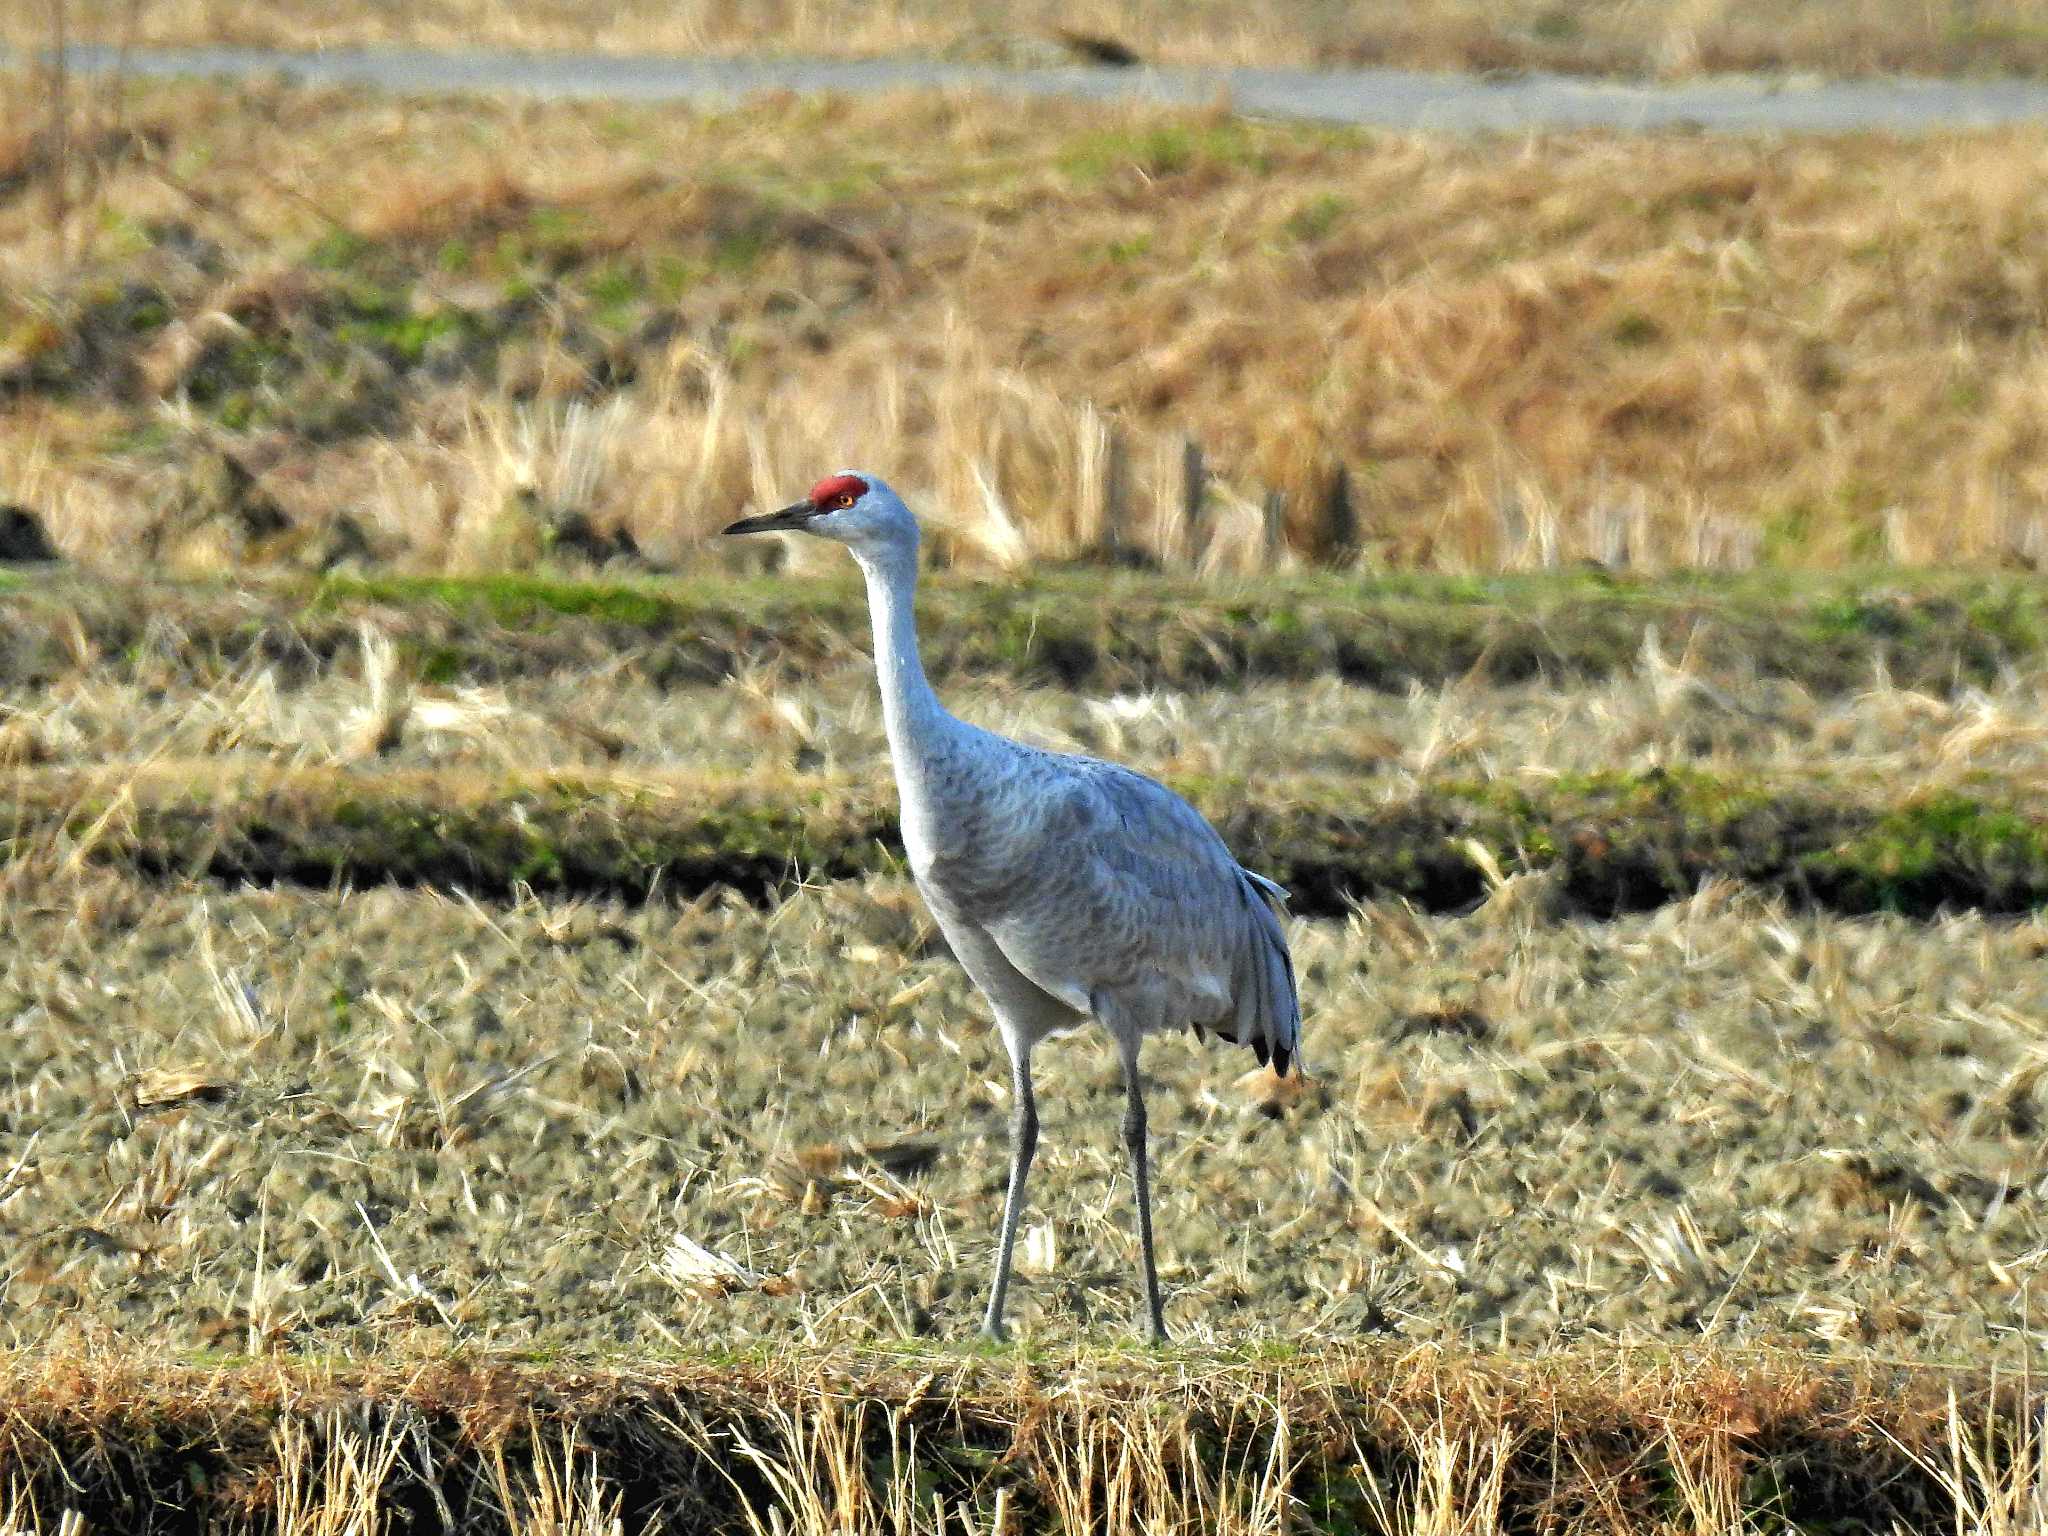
left=981, top=1045, right=1038, bottom=1342
left=1119, top=1040, right=1168, bottom=1344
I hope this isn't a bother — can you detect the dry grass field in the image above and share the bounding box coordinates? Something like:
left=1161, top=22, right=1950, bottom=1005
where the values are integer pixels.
left=17, top=64, right=2048, bottom=1536
left=12, top=81, right=2048, bottom=582
left=14, top=0, right=2048, bottom=78
left=7, top=567, right=2048, bottom=1527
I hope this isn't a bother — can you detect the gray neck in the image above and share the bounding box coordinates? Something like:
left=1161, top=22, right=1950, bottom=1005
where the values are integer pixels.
left=855, top=541, right=952, bottom=768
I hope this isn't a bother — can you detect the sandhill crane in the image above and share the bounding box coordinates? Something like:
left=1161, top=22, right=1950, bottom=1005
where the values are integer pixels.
left=725, top=471, right=1301, bottom=1343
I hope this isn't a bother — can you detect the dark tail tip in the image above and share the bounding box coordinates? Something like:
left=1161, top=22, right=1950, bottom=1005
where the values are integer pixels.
left=1252, top=1038, right=1270, bottom=1069
left=1273, top=1044, right=1292, bottom=1078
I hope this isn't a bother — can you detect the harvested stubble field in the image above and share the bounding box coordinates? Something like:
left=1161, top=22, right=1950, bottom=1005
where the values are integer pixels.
left=19, top=64, right=2048, bottom=1536
left=9, top=569, right=2048, bottom=1527
left=16, top=81, right=2048, bottom=582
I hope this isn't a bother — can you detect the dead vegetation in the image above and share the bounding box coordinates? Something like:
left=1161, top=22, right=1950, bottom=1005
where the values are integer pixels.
left=8, top=561, right=2048, bottom=923
left=12, top=831, right=2048, bottom=1359
left=2, top=1347, right=2042, bottom=1534
left=12, top=83, right=2048, bottom=576
left=10, top=565, right=2048, bottom=698
left=13, top=571, right=2048, bottom=918
left=13, top=0, right=2048, bottom=78
left=8, top=850, right=2048, bottom=1536
left=15, top=63, right=2048, bottom=1533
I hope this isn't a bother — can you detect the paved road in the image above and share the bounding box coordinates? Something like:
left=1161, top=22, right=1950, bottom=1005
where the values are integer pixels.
left=19, top=42, right=2048, bottom=133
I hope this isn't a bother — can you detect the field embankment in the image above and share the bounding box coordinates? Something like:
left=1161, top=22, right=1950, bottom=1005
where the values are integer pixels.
left=12, top=83, right=2048, bottom=577
left=15, top=757, right=2048, bottom=919
left=0, top=1350, right=2021, bottom=1534
left=8, top=568, right=2048, bottom=694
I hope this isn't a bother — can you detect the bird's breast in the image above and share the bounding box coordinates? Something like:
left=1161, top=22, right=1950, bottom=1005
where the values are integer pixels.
left=896, top=760, right=1050, bottom=917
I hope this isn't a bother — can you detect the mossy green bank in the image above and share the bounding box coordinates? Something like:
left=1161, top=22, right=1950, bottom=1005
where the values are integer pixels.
left=14, top=760, right=2048, bottom=918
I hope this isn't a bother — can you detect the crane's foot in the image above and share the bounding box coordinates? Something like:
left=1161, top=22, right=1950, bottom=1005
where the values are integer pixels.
left=978, top=1319, right=1010, bottom=1344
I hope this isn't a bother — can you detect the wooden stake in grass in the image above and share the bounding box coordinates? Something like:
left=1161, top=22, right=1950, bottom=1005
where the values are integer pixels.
left=1317, top=464, right=1358, bottom=568
left=1180, top=437, right=1209, bottom=572
left=1261, top=488, right=1289, bottom=570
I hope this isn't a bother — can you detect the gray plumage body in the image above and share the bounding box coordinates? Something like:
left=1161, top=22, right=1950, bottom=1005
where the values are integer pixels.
left=723, top=471, right=1301, bottom=1341
left=900, top=718, right=1298, bottom=1071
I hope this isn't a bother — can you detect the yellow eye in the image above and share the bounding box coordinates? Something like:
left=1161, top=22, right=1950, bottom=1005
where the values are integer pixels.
left=836, top=493, right=856, bottom=508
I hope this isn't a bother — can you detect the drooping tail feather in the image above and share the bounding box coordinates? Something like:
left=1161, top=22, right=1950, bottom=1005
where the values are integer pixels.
left=1233, top=867, right=1302, bottom=1077
left=1244, top=870, right=1290, bottom=902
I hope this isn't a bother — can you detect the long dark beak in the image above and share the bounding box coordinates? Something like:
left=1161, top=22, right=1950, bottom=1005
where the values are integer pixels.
left=722, top=501, right=816, bottom=536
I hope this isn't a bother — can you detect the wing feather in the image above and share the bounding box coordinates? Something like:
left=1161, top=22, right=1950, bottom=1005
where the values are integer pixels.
left=973, top=754, right=1302, bottom=1073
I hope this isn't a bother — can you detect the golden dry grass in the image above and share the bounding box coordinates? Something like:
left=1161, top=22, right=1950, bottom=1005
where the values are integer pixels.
left=0, top=1346, right=2031, bottom=1534
left=10, top=81, right=2048, bottom=576
left=13, top=0, right=2048, bottom=77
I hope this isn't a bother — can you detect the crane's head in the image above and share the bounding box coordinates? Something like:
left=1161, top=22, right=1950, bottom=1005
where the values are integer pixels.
left=721, top=471, right=917, bottom=564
